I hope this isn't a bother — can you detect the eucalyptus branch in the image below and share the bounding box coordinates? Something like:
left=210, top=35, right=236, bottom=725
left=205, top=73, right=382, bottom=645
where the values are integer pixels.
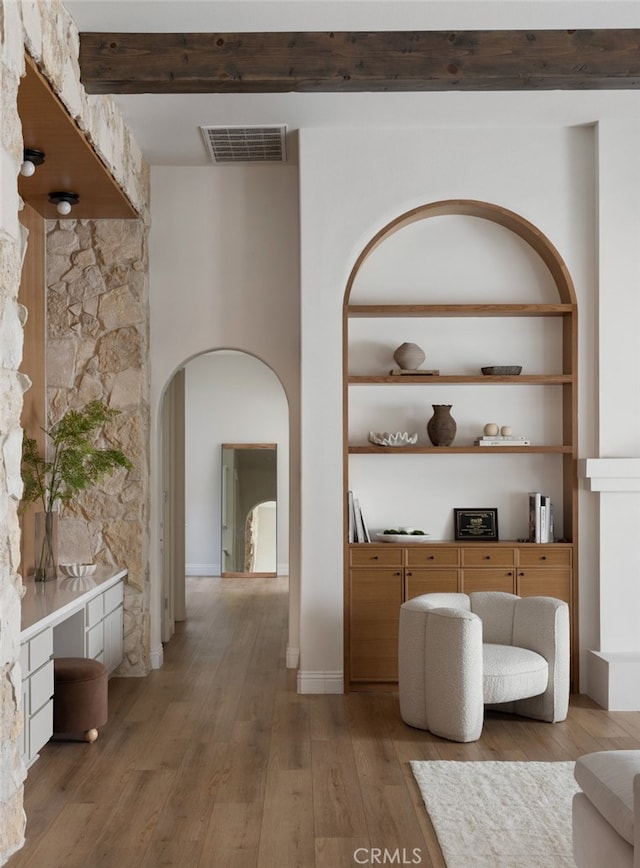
left=20, top=400, right=133, bottom=514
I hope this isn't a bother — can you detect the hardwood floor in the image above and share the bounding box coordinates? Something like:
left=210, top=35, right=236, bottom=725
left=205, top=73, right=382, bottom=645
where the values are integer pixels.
left=9, top=576, right=640, bottom=868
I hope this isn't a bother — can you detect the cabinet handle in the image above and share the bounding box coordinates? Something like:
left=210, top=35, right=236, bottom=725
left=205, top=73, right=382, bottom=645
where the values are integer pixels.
left=518, top=571, right=524, bottom=577
left=507, top=571, right=513, bottom=576
left=540, top=555, right=547, bottom=561
left=395, top=571, right=402, bottom=577
left=428, top=555, right=435, bottom=560
left=484, top=555, right=491, bottom=560
left=371, top=555, right=378, bottom=560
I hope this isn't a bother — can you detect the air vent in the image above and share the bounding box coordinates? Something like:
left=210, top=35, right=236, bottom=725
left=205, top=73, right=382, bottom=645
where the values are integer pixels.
left=200, top=125, right=287, bottom=164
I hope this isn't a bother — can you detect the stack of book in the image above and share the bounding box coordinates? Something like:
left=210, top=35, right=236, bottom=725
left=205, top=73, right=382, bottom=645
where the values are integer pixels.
left=529, top=491, right=554, bottom=543
left=474, top=434, right=531, bottom=447
left=348, top=491, right=371, bottom=543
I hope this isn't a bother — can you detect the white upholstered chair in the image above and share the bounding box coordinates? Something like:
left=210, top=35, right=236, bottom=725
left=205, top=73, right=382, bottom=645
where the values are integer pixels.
left=398, top=591, right=570, bottom=742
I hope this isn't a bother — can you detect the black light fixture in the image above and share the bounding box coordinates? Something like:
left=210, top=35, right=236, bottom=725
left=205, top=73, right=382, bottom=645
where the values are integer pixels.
left=20, top=148, right=45, bottom=177
left=49, top=191, right=79, bottom=216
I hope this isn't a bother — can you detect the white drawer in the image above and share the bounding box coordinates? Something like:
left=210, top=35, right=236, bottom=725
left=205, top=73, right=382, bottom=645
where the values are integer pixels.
left=30, top=698, right=53, bottom=756
left=104, top=582, right=124, bottom=615
left=29, top=658, right=53, bottom=713
left=86, top=595, right=104, bottom=628
left=20, top=642, right=29, bottom=674
left=86, top=623, right=103, bottom=659
left=29, top=629, right=53, bottom=673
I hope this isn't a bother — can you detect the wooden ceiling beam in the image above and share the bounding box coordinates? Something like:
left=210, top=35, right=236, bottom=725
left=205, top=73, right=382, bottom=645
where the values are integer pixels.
left=79, top=29, right=640, bottom=94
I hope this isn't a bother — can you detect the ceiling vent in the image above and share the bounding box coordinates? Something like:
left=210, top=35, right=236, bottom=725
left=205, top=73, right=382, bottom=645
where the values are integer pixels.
left=200, top=125, right=287, bottom=164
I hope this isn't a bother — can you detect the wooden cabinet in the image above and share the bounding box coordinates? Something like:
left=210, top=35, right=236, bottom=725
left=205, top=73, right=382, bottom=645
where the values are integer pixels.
left=347, top=540, right=574, bottom=686
left=343, top=200, right=579, bottom=690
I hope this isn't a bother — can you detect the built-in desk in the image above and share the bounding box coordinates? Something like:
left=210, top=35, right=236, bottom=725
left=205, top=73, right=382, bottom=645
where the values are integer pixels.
left=20, top=566, right=127, bottom=767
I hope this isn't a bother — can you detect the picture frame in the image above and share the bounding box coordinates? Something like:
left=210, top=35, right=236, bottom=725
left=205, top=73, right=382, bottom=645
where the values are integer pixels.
left=454, top=508, right=499, bottom=541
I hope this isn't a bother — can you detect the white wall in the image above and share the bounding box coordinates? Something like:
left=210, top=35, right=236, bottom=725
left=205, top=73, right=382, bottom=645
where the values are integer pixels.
left=184, top=351, right=289, bottom=575
left=298, top=124, right=598, bottom=693
left=149, top=165, right=301, bottom=668
left=149, top=122, right=639, bottom=700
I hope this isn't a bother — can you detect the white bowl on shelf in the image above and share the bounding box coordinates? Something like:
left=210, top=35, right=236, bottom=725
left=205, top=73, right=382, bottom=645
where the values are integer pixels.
left=59, top=563, right=97, bottom=578
left=376, top=532, right=430, bottom=544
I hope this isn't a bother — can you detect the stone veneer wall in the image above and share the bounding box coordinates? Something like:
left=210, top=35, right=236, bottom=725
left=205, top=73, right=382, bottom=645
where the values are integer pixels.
left=47, top=219, right=150, bottom=676
left=0, top=0, right=150, bottom=862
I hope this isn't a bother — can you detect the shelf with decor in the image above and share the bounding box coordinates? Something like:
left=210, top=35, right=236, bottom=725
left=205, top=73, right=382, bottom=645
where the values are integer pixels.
left=342, top=200, right=579, bottom=692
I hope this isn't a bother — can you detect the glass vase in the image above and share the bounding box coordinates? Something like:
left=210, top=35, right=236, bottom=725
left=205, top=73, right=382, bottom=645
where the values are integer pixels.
left=34, top=511, right=58, bottom=581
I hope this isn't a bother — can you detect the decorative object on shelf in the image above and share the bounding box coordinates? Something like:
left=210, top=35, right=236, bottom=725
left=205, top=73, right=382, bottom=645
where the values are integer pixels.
left=500, top=426, right=513, bottom=436
left=20, top=400, right=133, bottom=581
left=454, top=508, right=499, bottom=541
left=59, top=563, right=97, bottom=578
left=393, top=342, right=426, bottom=370
left=427, top=404, right=457, bottom=446
left=483, top=422, right=499, bottom=436
left=481, top=365, right=523, bottom=376
left=376, top=531, right=430, bottom=543
left=368, top=431, right=418, bottom=447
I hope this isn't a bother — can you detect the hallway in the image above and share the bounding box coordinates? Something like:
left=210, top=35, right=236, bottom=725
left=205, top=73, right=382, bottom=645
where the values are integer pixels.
left=9, top=576, right=640, bottom=868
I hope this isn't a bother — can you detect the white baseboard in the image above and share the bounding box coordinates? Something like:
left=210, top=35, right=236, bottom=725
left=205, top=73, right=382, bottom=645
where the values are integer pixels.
left=286, top=645, right=299, bottom=669
left=297, top=670, right=343, bottom=694
left=185, top=563, right=221, bottom=576
left=149, top=644, right=164, bottom=669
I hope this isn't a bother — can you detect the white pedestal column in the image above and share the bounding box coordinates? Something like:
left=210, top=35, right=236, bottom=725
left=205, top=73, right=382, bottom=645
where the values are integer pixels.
left=583, top=120, right=640, bottom=710
left=582, top=461, right=640, bottom=710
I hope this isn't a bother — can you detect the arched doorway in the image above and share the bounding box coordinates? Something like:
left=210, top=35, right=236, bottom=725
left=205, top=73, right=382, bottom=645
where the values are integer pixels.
left=160, top=349, right=289, bottom=640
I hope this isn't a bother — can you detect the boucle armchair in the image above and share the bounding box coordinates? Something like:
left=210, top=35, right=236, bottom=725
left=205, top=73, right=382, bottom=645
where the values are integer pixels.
left=398, top=591, right=570, bottom=742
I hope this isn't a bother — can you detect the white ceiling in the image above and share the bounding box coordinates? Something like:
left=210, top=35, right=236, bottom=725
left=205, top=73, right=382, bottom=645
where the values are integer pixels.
left=62, top=1, right=640, bottom=166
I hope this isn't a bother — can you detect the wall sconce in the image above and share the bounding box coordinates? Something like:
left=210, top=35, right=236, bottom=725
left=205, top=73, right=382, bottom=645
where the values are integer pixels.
left=20, top=148, right=45, bottom=177
left=49, top=191, right=79, bottom=216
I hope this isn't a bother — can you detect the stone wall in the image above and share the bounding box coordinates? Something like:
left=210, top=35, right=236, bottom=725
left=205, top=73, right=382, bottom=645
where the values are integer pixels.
left=47, top=219, right=150, bottom=675
left=0, top=0, right=150, bottom=862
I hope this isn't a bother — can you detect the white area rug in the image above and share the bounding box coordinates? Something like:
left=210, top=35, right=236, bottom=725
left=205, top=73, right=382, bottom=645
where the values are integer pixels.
left=410, top=760, right=580, bottom=868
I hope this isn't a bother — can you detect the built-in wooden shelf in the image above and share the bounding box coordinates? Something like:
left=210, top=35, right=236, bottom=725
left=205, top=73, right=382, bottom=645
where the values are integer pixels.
left=349, top=445, right=574, bottom=454
left=348, top=374, right=573, bottom=385
left=346, top=303, right=575, bottom=318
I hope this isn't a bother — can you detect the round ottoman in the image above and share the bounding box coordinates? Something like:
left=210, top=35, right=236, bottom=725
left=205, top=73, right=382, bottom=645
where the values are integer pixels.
left=53, top=657, right=108, bottom=743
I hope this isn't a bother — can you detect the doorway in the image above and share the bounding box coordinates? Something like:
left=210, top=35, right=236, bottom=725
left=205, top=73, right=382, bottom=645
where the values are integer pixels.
left=161, top=350, right=289, bottom=640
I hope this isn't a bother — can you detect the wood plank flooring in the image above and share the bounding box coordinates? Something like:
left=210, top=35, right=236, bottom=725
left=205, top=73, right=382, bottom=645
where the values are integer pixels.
left=9, top=576, right=640, bottom=868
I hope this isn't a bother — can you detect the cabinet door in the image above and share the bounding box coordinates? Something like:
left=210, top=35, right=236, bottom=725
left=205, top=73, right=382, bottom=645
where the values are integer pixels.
left=349, top=568, right=402, bottom=682
left=461, top=569, right=516, bottom=594
left=405, top=569, right=459, bottom=600
left=104, top=605, right=124, bottom=674
left=517, top=569, right=572, bottom=603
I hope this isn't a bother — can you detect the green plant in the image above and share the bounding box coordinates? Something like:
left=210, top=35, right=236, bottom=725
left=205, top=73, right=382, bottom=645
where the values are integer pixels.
left=21, top=400, right=133, bottom=514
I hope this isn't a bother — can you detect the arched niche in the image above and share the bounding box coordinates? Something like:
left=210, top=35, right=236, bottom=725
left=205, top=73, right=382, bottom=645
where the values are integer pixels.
left=343, top=199, right=577, bottom=306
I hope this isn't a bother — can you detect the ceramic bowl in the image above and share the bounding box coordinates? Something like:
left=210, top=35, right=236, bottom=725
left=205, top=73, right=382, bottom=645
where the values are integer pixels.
left=481, top=365, right=522, bottom=376
left=368, top=431, right=418, bottom=447
left=59, top=563, right=97, bottom=578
